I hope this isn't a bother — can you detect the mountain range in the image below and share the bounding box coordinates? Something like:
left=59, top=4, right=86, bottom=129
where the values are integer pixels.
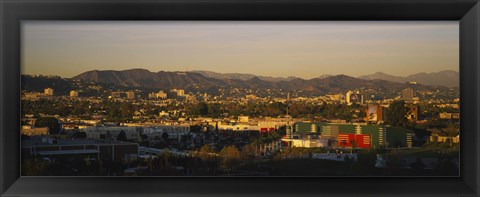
left=192, top=70, right=458, bottom=87
left=358, top=70, right=458, bottom=88
left=72, top=69, right=453, bottom=95
left=192, top=70, right=302, bottom=82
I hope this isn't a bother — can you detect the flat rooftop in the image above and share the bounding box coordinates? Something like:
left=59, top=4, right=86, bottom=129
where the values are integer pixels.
left=35, top=149, right=100, bottom=155
left=22, top=136, right=137, bottom=148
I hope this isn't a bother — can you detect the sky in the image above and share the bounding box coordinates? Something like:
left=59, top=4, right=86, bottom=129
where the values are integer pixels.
left=22, top=21, right=459, bottom=79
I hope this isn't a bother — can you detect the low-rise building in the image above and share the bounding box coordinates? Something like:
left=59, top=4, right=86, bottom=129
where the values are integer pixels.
left=21, top=127, right=49, bottom=136
left=428, top=129, right=460, bottom=144
left=69, top=90, right=79, bottom=97
left=83, top=126, right=141, bottom=141
left=44, top=88, right=54, bottom=96
left=22, top=137, right=138, bottom=161
left=439, top=112, right=460, bottom=120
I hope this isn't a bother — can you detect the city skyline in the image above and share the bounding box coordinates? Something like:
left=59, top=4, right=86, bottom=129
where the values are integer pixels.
left=22, top=21, right=459, bottom=78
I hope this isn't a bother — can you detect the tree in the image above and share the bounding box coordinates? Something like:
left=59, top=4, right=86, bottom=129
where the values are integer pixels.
left=240, top=143, right=257, bottom=165
left=194, top=102, right=209, bottom=116
left=22, top=157, right=48, bottom=176
left=219, top=145, right=241, bottom=170
left=385, top=100, right=409, bottom=128
left=34, top=117, right=62, bottom=134
left=198, top=144, right=215, bottom=161
left=411, top=156, right=426, bottom=172
left=161, top=132, right=169, bottom=141
left=72, top=131, right=87, bottom=138
left=116, top=130, right=127, bottom=141
left=385, top=150, right=403, bottom=174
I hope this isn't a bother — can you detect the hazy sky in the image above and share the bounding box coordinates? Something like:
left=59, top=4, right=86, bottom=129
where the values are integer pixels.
left=22, top=21, right=459, bottom=79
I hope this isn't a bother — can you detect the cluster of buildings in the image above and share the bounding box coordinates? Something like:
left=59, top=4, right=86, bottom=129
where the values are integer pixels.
left=21, top=84, right=459, bottom=164
left=21, top=121, right=194, bottom=163
left=282, top=122, right=414, bottom=149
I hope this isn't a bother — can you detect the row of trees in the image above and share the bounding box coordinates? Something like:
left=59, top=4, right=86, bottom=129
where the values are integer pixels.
left=22, top=99, right=94, bottom=118
left=196, top=143, right=261, bottom=170
left=385, top=100, right=459, bottom=130
left=185, top=101, right=367, bottom=120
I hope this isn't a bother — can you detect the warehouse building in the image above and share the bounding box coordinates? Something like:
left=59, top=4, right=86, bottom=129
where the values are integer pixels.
left=22, top=137, right=138, bottom=161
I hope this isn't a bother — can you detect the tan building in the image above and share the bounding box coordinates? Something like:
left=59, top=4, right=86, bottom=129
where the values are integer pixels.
left=238, top=116, right=249, bottom=123
left=156, top=91, right=167, bottom=99
left=177, top=89, right=185, bottom=97
left=148, top=92, right=157, bottom=99
left=429, top=131, right=460, bottom=144
left=21, top=127, right=49, bottom=136
left=70, top=90, right=79, bottom=97
left=439, top=112, right=460, bottom=120
left=126, top=91, right=135, bottom=100
left=44, top=88, right=54, bottom=96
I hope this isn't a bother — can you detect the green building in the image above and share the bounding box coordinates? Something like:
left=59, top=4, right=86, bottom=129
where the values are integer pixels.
left=313, top=123, right=414, bottom=148
left=294, top=122, right=320, bottom=133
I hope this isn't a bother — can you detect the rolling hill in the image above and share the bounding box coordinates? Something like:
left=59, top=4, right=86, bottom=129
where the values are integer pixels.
left=72, top=69, right=446, bottom=94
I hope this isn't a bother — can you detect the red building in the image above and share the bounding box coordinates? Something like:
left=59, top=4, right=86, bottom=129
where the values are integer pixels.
left=259, top=127, right=275, bottom=133
left=337, top=133, right=371, bottom=149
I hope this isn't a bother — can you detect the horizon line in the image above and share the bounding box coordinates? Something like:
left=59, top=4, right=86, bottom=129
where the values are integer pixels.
left=22, top=68, right=459, bottom=80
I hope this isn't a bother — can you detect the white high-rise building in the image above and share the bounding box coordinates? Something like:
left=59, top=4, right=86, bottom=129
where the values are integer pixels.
left=346, top=91, right=353, bottom=104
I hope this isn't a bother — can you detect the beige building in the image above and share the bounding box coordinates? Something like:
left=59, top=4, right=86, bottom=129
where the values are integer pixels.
left=428, top=129, right=460, bottom=144
left=157, top=91, right=167, bottom=99
left=238, top=116, right=249, bottom=123
left=44, top=88, right=54, bottom=96
left=21, top=127, right=49, bottom=136
left=127, top=91, right=135, bottom=100
left=177, top=89, right=185, bottom=97
left=429, top=133, right=460, bottom=144
left=439, top=112, right=460, bottom=119
left=70, top=90, right=79, bottom=97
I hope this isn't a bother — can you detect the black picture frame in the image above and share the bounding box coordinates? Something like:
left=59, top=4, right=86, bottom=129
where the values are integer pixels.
left=1, top=0, right=479, bottom=196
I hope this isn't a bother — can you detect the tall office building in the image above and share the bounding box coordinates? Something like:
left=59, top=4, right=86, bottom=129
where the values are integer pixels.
left=402, top=88, right=414, bottom=101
